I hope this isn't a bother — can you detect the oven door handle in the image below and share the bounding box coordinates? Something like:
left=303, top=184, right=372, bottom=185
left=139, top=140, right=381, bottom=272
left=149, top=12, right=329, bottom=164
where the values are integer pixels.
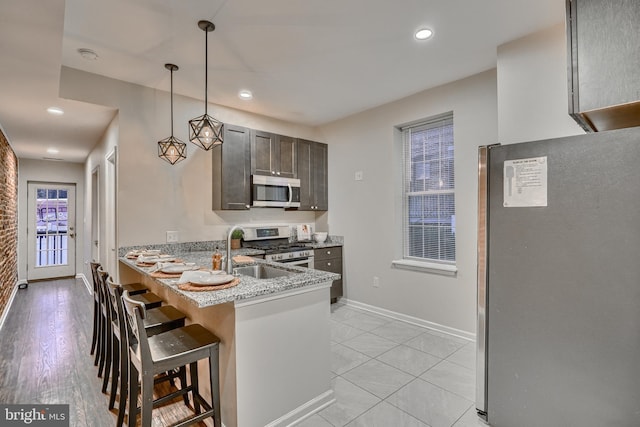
left=279, top=257, right=314, bottom=268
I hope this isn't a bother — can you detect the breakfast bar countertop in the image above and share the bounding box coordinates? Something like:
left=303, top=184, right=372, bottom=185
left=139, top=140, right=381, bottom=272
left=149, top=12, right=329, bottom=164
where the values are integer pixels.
left=119, top=251, right=340, bottom=308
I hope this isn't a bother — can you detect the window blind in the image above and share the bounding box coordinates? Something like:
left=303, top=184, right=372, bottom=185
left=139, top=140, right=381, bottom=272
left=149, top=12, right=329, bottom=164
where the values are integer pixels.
left=402, top=113, right=455, bottom=263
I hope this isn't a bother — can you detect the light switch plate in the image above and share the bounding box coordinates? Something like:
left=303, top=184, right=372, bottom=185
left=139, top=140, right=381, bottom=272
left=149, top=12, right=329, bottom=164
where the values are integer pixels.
left=166, top=231, right=179, bottom=243
left=355, top=171, right=364, bottom=181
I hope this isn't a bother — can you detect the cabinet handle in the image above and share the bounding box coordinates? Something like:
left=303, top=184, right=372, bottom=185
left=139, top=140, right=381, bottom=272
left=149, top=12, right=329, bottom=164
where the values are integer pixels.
left=245, top=205, right=250, bottom=209
left=327, top=251, right=331, bottom=255
left=271, top=171, right=276, bottom=175
left=327, top=262, right=331, bottom=266
left=276, top=171, right=281, bottom=176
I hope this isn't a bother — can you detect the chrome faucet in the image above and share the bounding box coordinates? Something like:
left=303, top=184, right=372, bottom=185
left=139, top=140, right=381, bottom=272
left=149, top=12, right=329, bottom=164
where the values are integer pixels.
left=226, top=225, right=243, bottom=273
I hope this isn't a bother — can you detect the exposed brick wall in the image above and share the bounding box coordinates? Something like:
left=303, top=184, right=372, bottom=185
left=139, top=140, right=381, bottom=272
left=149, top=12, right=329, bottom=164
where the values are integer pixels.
left=0, top=127, right=18, bottom=317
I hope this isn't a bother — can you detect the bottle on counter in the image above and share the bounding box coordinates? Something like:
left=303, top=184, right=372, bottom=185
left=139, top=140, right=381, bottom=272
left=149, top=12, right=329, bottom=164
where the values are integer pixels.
left=212, top=246, right=222, bottom=270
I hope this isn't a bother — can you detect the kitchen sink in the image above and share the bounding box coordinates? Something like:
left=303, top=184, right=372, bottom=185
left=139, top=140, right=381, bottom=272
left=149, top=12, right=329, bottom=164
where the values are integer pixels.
left=233, top=264, right=300, bottom=279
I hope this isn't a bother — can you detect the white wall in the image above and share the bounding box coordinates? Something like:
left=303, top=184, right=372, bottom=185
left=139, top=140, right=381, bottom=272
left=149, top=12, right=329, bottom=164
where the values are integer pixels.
left=82, top=114, right=119, bottom=280
left=497, top=23, right=584, bottom=143
left=319, top=70, right=498, bottom=335
left=17, top=159, right=85, bottom=281
left=319, top=24, right=585, bottom=336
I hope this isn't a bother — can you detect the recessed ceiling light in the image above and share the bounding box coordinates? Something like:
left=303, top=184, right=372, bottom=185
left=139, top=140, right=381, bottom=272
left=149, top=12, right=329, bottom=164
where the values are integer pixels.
left=239, top=90, right=253, bottom=100
left=77, top=48, right=98, bottom=61
left=47, top=107, right=64, bottom=115
left=47, top=148, right=59, bottom=154
left=415, top=28, right=434, bottom=40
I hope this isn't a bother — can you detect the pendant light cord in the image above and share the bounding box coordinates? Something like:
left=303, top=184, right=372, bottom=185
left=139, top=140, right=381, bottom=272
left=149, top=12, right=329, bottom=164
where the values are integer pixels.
left=204, top=28, right=208, bottom=115
left=170, top=67, right=174, bottom=136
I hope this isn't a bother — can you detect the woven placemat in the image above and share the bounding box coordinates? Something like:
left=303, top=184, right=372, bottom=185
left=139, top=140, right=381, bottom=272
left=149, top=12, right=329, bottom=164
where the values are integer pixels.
left=232, top=255, right=256, bottom=264
left=136, top=262, right=156, bottom=267
left=149, top=270, right=183, bottom=278
left=177, top=278, right=240, bottom=292
left=136, top=258, right=183, bottom=268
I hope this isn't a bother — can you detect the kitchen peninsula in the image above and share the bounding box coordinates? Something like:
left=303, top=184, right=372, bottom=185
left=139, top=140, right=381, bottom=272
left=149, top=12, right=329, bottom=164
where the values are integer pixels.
left=119, top=249, right=339, bottom=427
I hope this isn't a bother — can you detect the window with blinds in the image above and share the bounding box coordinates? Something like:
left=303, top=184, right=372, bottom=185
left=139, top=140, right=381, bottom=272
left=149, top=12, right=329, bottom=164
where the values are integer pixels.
left=402, top=113, right=455, bottom=263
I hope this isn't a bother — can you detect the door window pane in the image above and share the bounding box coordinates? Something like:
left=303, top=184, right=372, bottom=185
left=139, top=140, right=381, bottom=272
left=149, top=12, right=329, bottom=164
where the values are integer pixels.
left=35, top=187, right=69, bottom=267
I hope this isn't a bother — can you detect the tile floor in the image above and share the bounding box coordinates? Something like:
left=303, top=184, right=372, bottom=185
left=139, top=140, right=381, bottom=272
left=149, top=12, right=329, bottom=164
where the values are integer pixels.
left=298, top=303, right=486, bottom=427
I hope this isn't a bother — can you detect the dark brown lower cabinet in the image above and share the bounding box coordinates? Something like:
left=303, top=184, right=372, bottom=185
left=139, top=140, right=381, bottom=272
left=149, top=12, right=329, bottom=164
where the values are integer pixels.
left=314, top=247, right=343, bottom=302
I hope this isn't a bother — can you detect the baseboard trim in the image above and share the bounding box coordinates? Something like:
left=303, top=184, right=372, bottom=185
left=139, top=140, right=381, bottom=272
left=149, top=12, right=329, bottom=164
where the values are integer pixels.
left=76, top=273, right=92, bottom=295
left=0, top=280, right=24, bottom=333
left=264, top=389, right=335, bottom=427
left=341, top=298, right=476, bottom=342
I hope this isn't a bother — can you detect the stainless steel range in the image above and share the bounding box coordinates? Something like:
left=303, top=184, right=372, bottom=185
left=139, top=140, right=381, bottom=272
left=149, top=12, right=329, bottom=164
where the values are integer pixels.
left=242, top=225, right=314, bottom=268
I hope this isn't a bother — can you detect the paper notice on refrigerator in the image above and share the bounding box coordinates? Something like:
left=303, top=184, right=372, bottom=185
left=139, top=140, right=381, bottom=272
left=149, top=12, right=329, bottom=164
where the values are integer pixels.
left=503, top=156, right=547, bottom=207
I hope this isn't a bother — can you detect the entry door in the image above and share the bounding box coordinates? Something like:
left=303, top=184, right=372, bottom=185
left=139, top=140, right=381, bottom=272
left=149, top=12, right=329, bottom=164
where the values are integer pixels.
left=27, top=183, right=76, bottom=280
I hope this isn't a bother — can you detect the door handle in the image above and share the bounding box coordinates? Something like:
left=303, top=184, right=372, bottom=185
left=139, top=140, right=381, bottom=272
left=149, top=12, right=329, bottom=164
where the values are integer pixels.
left=285, top=183, right=292, bottom=207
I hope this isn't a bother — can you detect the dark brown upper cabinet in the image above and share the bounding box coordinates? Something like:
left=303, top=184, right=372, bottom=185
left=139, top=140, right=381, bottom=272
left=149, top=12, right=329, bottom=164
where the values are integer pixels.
left=567, top=0, right=640, bottom=132
left=212, top=124, right=251, bottom=210
left=297, top=139, right=328, bottom=211
left=251, top=130, right=297, bottom=178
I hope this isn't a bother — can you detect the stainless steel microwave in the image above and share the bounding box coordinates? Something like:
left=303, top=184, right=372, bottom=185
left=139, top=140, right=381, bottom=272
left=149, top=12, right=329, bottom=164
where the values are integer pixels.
left=251, top=175, right=301, bottom=208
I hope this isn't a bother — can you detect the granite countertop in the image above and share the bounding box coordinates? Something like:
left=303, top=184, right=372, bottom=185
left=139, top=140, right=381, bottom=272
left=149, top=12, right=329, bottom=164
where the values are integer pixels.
left=118, top=237, right=343, bottom=258
left=303, top=241, right=342, bottom=249
left=120, top=250, right=340, bottom=308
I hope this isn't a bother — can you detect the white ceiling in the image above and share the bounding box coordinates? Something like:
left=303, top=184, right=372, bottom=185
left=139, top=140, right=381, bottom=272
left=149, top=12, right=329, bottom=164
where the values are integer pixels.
left=0, top=0, right=565, bottom=163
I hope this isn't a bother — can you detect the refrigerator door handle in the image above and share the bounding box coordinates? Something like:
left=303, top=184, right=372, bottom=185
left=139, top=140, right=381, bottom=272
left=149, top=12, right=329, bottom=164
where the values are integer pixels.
left=476, top=144, right=496, bottom=420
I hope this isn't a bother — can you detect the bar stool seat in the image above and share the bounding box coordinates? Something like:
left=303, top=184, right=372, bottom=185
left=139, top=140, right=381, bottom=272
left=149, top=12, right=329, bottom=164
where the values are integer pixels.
left=143, top=305, right=188, bottom=336
left=129, top=292, right=163, bottom=310
left=121, top=282, right=148, bottom=296
left=105, top=278, right=188, bottom=427
left=123, top=291, right=221, bottom=427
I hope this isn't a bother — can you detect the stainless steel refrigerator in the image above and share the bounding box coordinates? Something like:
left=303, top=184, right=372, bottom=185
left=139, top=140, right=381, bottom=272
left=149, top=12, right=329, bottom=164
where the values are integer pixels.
left=476, top=127, right=640, bottom=427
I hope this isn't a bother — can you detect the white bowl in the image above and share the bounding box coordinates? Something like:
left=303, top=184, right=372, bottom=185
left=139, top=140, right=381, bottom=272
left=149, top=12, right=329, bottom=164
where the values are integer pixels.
left=314, top=232, right=328, bottom=243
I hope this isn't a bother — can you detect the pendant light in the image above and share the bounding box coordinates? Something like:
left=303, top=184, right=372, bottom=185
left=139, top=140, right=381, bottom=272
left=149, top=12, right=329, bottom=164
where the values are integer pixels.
left=158, top=63, right=187, bottom=165
left=188, top=20, right=224, bottom=150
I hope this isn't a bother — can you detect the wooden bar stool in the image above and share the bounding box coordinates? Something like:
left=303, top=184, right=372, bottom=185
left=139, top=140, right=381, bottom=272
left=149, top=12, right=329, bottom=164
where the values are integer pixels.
left=106, top=278, right=188, bottom=427
left=96, top=266, right=111, bottom=376
left=122, top=291, right=221, bottom=427
left=90, top=259, right=147, bottom=365
left=90, top=262, right=102, bottom=358
left=96, top=267, right=163, bottom=391
left=94, top=266, right=152, bottom=371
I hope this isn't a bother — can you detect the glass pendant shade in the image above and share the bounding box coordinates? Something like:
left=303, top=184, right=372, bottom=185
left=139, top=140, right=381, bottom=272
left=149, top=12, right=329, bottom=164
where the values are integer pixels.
left=158, top=63, right=187, bottom=165
left=189, top=20, right=223, bottom=150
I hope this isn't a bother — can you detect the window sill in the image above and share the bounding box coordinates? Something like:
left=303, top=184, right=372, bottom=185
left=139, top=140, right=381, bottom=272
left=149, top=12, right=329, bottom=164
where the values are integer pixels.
left=391, top=259, right=457, bottom=276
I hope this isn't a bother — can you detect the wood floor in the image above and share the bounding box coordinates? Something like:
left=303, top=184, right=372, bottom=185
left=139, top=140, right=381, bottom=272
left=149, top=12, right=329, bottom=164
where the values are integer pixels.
left=0, top=278, right=210, bottom=427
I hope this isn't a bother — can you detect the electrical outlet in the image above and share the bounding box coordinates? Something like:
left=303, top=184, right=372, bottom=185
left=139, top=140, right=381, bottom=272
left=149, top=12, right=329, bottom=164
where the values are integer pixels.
left=355, top=171, right=364, bottom=181
left=166, top=231, right=179, bottom=243
left=373, top=276, right=379, bottom=287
